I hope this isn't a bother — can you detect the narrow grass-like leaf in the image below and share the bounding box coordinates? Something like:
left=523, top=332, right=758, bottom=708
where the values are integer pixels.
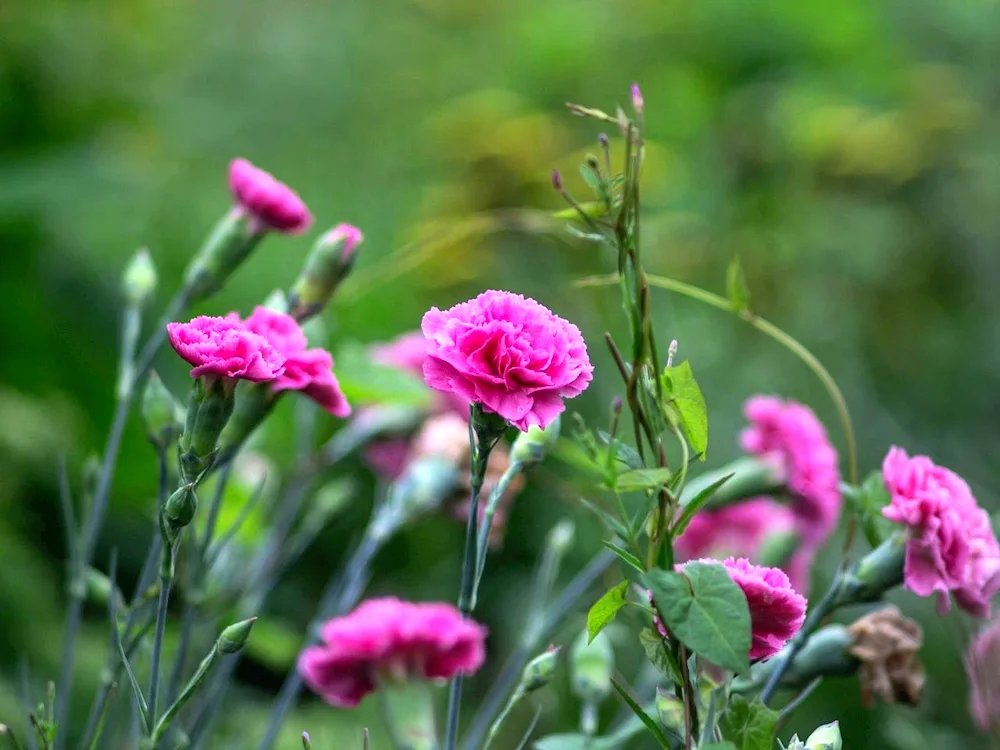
left=610, top=678, right=670, bottom=748
left=600, top=540, right=644, bottom=574
left=671, top=474, right=733, bottom=538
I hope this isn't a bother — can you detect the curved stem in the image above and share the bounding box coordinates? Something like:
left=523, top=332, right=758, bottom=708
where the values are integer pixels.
left=471, top=461, right=524, bottom=608
left=575, top=273, right=858, bottom=487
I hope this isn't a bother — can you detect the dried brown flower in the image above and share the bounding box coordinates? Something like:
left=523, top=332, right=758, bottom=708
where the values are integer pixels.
left=848, top=605, right=925, bottom=706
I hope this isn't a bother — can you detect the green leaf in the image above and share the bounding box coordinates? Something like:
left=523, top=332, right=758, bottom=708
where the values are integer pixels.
left=601, top=540, right=644, bottom=573
left=597, top=430, right=644, bottom=470
left=848, top=471, right=896, bottom=548
left=638, top=628, right=679, bottom=682
left=720, top=695, right=779, bottom=750
left=726, top=255, right=751, bottom=314
left=332, top=341, right=434, bottom=408
left=644, top=562, right=751, bottom=675
left=662, top=360, right=709, bottom=460
left=671, top=473, right=733, bottom=538
left=587, top=580, right=630, bottom=642
left=610, top=678, right=671, bottom=748
left=616, top=467, right=673, bottom=493
left=578, top=496, right=631, bottom=541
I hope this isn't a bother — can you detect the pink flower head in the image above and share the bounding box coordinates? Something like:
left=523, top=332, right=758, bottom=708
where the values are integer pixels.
left=740, top=396, right=842, bottom=546
left=686, top=557, right=807, bottom=661
left=228, top=158, right=312, bottom=234
left=298, top=598, right=487, bottom=708
left=966, top=616, right=1000, bottom=731
left=882, top=446, right=1000, bottom=617
left=167, top=315, right=285, bottom=382
left=243, top=306, right=351, bottom=418
left=421, top=290, right=593, bottom=431
left=321, top=223, right=364, bottom=261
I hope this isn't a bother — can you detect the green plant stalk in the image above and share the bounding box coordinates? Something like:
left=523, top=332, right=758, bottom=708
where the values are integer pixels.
left=147, top=536, right=176, bottom=731
left=482, top=686, right=525, bottom=750
left=470, top=460, right=525, bottom=608
left=54, top=288, right=190, bottom=750
left=575, top=272, right=859, bottom=487
left=443, top=413, right=499, bottom=750
left=150, top=644, right=220, bottom=745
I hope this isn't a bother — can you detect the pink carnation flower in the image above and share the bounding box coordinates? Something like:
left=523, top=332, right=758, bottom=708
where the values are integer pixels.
left=167, top=315, right=286, bottom=382
left=882, top=446, right=1000, bottom=617
left=228, top=158, right=312, bottom=234
left=421, top=290, right=593, bottom=431
left=298, top=598, right=487, bottom=708
left=966, top=616, right=1000, bottom=732
left=371, top=332, right=431, bottom=374
left=740, top=396, right=842, bottom=546
left=686, top=557, right=806, bottom=661
left=243, top=306, right=350, bottom=417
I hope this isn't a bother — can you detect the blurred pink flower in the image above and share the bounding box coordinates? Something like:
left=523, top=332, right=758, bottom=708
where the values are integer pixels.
left=966, top=616, right=1000, bottom=731
left=362, top=439, right=412, bottom=480
left=167, top=315, right=285, bottom=382
left=690, top=557, right=806, bottom=661
left=298, top=598, right=487, bottom=708
left=244, top=306, right=350, bottom=417
left=228, top=158, right=312, bottom=234
left=882, top=446, right=1000, bottom=617
left=371, top=331, right=429, bottom=374
left=740, top=396, right=842, bottom=546
left=421, top=290, right=593, bottom=431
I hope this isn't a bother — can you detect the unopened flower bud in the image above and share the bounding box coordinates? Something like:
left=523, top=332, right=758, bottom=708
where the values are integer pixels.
left=520, top=646, right=560, bottom=694
left=655, top=688, right=685, bottom=736
left=288, top=223, right=364, bottom=322
left=630, top=83, right=644, bottom=115
left=142, top=371, right=184, bottom=450
left=164, top=485, right=198, bottom=532
left=805, top=721, right=842, bottom=750
left=551, top=169, right=564, bottom=192
left=122, top=248, right=157, bottom=307
left=180, top=377, right=236, bottom=482
left=598, top=133, right=609, bottom=148
left=85, top=567, right=125, bottom=611
left=301, top=732, right=312, bottom=750
left=546, top=519, right=575, bottom=556
left=510, top=415, right=561, bottom=467
left=217, top=616, right=257, bottom=654
left=570, top=630, right=614, bottom=703
left=183, top=208, right=263, bottom=303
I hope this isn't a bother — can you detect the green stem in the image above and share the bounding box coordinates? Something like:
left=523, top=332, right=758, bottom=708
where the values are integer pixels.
left=147, top=540, right=175, bottom=732
left=575, top=272, right=858, bottom=487
left=471, top=461, right=524, bottom=608
left=150, top=645, right=220, bottom=745
left=482, top=688, right=523, bottom=750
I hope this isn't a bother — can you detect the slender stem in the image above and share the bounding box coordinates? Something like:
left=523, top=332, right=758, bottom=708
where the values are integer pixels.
left=777, top=677, right=823, bottom=726
left=150, top=646, right=220, bottom=745
left=257, top=530, right=384, bottom=750
left=444, top=412, right=499, bottom=750
left=760, top=575, right=843, bottom=705
left=147, top=557, right=173, bottom=729
left=676, top=644, right=696, bottom=749
left=482, top=688, right=523, bottom=750
left=461, top=549, right=616, bottom=750
left=471, top=461, right=524, bottom=606
left=85, top=682, right=117, bottom=750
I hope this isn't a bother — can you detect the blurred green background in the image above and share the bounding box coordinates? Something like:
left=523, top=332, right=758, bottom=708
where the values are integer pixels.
left=3, top=0, right=1000, bottom=746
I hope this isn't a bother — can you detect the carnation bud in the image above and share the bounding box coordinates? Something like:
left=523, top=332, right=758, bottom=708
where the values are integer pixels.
left=805, top=721, right=842, bottom=750
left=510, top=415, right=561, bottom=467
left=301, top=732, right=312, bottom=750
left=371, top=457, right=460, bottom=541
left=839, top=533, right=906, bottom=604
left=519, top=646, right=560, bottom=694
left=84, top=567, right=125, bottom=611
left=142, top=371, right=184, bottom=450
left=546, top=519, right=575, bottom=556
left=179, top=377, right=237, bottom=482
left=122, top=248, right=157, bottom=307
left=288, top=223, right=364, bottom=322
left=655, top=688, right=685, bottom=736
left=630, top=83, right=644, bottom=115
left=570, top=630, right=614, bottom=704
left=217, top=616, right=257, bottom=654
left=183, top=208, right=264, bottom=303
left=551, top=169, right=564, bottom=192
left=598, top=133, right=609, bottom=148
left=164, top=484, right=198, bottom=532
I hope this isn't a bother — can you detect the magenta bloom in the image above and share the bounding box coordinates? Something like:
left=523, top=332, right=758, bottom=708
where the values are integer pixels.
left=882, top=447, right=1000, bottom=617
left=740, top=396, right=842, bottom=546
left=243, top=306, right=350, bottom=417
left=421, top=290, right=593, bottom=431
left=167, top=315, right=285, bottom=382
left=689, top=557, right=807, bottom=661
left=228, top=158, right=312, bottom=234
left=966, top=616, right=1000, bottom=731
left=298, top=598, right=487, bottom=708
left=371, top=332, right=430, bottom=374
